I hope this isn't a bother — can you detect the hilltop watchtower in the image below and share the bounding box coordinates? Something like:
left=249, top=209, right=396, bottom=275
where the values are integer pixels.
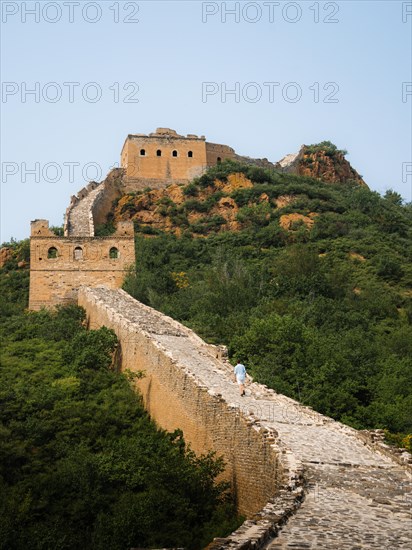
left=120, top=127, right=235, bottom=190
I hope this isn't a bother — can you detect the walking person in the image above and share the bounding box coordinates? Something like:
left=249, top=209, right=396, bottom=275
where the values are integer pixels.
left=234, top=361, right=246, bottom=396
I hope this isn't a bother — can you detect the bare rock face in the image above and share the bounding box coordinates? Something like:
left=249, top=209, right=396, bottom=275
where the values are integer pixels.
left=0, top=247, right=13, bottom=268
left=279, top=212, right=318, bottom=231
left=276, top=151, right=300, bottom=171
left=215, top=172, right=254, bottom=193
left=276, top=144, right=367, bottom=187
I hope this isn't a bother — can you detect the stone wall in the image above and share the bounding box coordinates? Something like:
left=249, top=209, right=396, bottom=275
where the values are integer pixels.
left=78, top=286, right=301, bottom=525
left=28, top=128, right=411, bottom=547
left=64, top=180, right=101, bottom=237
left=77, top=286, right=412, bottom=549
left=89, top=168, right=124, bottom=229
left=234, top=153, right=276, bottom=170
left=64, top=169, right=124, bottom=237
left=205, top=142, right=236, bottom=166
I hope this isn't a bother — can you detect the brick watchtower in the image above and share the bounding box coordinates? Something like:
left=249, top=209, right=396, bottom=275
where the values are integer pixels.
left=29, top=219, right=135, bottom=310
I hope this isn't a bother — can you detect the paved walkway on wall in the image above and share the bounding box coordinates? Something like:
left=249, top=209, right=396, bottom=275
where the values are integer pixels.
left=67, top=185, right=102, bottom=236
left=86, top=287, right=412, bottom=549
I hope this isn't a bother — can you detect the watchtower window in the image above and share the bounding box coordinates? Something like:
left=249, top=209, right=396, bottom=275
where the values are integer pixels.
left=156, top=150, right=162, bottom=157
left=217, top=157, right=222, bottom=163
left=172, top=150, right=178, bottom=157
left=47, top=247, right=58, bottom=259
left=74, top=246, right=83, bottom=260
left=188, top=151, right=193, bottom=158
left=140, top=149, right=146, bottom=156
left=109, top=247, right=119, bottom=259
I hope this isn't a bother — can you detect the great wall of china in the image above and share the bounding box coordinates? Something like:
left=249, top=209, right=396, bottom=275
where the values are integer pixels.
left=28, top=130, right=412, bottom=548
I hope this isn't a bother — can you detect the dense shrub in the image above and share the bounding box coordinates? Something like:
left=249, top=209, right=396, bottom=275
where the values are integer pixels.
left=0, top=299, right=241, bottom=549
left=123, top=165, right=412, bottom=443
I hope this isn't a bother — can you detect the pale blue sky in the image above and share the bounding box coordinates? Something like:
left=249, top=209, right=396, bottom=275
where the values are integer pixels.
left=1, top=0, right=411, bottom=241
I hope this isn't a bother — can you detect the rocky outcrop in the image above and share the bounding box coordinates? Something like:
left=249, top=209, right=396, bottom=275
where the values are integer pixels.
left=112, top=174, right=254, bottom=234
left=0, top=247, right=13, bottom=268
left=276, top=145, right=367, bottom=186
left=279, top=212, right=318, bottom=231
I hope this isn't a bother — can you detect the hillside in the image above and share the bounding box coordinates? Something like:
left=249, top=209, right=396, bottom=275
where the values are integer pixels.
left=0, top=253, right=241, bottom=549
left=1, top=140, right=411, bottom=548
left=101, top=142, right=367, bottom=238
left=95, top=155, right=412, bottom=444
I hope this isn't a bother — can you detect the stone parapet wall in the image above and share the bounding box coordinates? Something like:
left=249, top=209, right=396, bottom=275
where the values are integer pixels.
left=234, top=154, right=276, bottom=171
left=89, top=168, right=125, bottom=230
left=358, top=429, right=411, bottom=471
left=64, top=169, right=125, bottom=237
left=78, top=286, right=300, bottom=523
left=206, top=142, right=236, bottom=166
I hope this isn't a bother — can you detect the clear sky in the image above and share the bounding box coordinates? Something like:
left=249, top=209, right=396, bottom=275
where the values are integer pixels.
left=1, top=0, right=411, bottom=241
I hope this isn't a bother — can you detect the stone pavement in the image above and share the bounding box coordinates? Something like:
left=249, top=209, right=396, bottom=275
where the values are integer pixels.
left=158, top=335, right=411, bottom=549
left=66, top=185, right=103, bottom=236
left=84, top=287, right=412, bottom=549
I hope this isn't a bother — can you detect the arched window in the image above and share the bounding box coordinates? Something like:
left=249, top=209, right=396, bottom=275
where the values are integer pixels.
left=74, top=246, right=83, bottom=260
left=109, top=247, right=119, bottom=259
left=217, top=157, right=222, bottom=163
left=47, top=246, right=58, bottom=259
left=172, top=150, right=178, bottom=157
left=156, top=149, right=162, bottom=157
left=188, top=151, right=193, bottom=158
left=140, top=149, right=146, bottom=156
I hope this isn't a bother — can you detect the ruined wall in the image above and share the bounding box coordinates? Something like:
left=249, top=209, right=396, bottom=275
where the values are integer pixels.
left=77, top=287, right=298, bottom=522
left=29, top=220, right=135, bottom=310
left=63, top=169, right=124, bottom=237
left=206, top=142, right=236, bottom=166
left=90, top=168, right=124, bottom=229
